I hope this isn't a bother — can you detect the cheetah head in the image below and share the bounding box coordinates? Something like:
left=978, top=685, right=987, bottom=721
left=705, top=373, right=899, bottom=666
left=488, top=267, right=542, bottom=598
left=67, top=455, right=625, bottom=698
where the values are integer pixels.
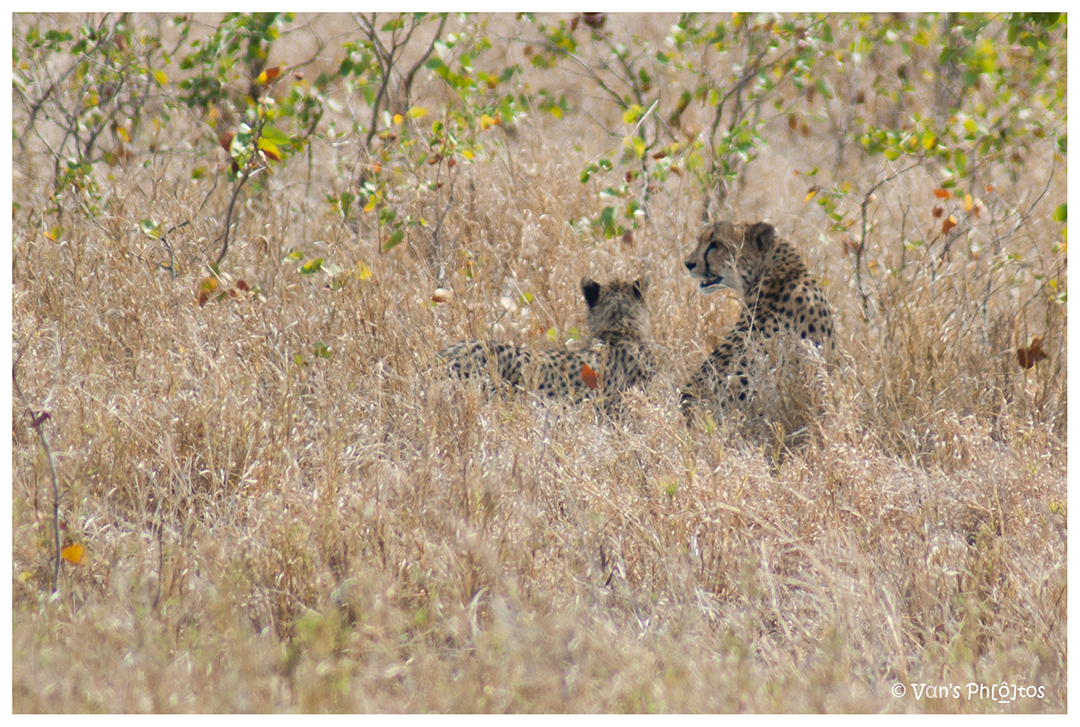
left=684, top=220, right=776, bottom=297
left=581, top=277, right=651, bottom=339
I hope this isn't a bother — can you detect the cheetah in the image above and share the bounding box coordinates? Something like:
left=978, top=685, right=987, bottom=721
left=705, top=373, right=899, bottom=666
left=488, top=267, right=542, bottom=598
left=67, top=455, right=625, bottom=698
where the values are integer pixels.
left=680, top=220, right=836, bottom=421
left=439, top=277, right=656, bottom=404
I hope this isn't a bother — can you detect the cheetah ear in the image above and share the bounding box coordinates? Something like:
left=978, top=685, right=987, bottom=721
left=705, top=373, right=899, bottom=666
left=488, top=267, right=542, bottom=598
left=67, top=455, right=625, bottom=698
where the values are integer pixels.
left=632, top=276, right=650, bottom=298
left=747, top=222, right=776, bottom=252
left=704, top=220, right=735, bottom=244
left=581, top=278, right=601, bottom=308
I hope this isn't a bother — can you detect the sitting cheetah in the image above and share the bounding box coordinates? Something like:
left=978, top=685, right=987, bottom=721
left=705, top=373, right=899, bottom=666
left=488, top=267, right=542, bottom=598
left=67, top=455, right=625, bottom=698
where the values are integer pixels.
left=439, top=277, right=656, bottom=404
left=681, top=220, right=836, bottom=420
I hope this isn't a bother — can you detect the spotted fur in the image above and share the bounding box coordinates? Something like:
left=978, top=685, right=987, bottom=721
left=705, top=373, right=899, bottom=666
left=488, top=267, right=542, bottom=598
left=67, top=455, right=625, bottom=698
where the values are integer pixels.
left=439, top=278, right=656, bottom=403
left=681, top=220, right=836, bottom=419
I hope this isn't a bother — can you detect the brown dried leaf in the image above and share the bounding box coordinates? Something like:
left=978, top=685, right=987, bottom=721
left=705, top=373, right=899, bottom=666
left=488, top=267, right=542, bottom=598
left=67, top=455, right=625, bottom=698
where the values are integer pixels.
left=1017, top=335, right=1048, bottom=369
left=581, top=363, right=599, bottom=391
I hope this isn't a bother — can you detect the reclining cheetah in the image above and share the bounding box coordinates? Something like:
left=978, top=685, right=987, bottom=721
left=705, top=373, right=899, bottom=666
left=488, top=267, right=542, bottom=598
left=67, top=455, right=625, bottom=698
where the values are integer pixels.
left=439, top=277, right=656, bottom=404
left=681, top=220, right=836, bottom=420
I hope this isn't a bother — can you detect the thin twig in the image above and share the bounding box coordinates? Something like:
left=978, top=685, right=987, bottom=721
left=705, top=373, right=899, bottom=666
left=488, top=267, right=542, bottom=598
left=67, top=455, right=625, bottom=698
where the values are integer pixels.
left=13, top=366, right=62, bottom=593
left=216, top=167, right=254, bottom=268
left=161, top=220, right=189, bottom=278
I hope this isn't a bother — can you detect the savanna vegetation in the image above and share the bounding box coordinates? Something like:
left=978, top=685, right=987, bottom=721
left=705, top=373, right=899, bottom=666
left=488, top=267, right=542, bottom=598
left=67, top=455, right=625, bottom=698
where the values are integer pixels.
left=11, top=12, right=1066, bottom=712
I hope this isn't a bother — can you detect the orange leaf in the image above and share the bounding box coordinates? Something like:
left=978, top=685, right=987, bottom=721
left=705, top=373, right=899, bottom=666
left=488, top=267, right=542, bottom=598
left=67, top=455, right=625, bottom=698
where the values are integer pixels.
left=264, top=66, right=281, bottom=82
left=61, top=543, right=86, bottom=565
left=219, top=132, right=234, bottom=152
left=941, top=215, right=957, bottom=234
left=581, top=364, right=599, bottom=391
left=1017, top=335, right=1048, bottom=369
left=933, top=188, right=952, bottom=199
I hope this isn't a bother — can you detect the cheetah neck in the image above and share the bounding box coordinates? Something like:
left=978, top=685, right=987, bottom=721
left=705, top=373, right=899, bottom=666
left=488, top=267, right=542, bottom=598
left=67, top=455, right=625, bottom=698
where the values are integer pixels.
left=747, top=242, right=807, bottom=303
left=737, top=241, right=809, bottom=330
left=595, top=330, right=647, bottom=346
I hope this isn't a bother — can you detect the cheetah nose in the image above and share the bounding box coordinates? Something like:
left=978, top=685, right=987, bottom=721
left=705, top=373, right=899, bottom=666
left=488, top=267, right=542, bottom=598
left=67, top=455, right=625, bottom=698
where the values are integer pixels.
left=684, top=260, right=695, bottom=272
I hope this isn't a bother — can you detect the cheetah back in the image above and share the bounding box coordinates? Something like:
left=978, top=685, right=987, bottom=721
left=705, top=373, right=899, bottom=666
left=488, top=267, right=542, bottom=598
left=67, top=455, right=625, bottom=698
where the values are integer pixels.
left=439, top=277, right=656, bottom=402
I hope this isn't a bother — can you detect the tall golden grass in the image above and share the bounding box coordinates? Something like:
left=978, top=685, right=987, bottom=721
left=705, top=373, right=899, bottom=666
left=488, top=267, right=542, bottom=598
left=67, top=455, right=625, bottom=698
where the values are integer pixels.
left=12, top=13, right=1066, bottom=712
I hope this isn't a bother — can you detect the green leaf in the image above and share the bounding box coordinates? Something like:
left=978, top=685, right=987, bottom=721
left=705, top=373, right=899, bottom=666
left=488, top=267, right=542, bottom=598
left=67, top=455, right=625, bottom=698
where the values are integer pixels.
left=285, top=250, right=304, bottom=262
left=299, top=258, right=324, bottom=274
left=382, top=229, right=405, bottom=252
left=139, top=219, right=164, bottom=240
left=261, top=124, right=292, bottom=146
left=1052, top=203, right=1066, bottom=223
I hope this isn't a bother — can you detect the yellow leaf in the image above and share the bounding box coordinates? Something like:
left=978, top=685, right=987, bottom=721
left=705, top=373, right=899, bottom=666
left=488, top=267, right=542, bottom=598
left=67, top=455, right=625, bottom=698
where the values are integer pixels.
left=963, top=194, right=973, bottom=211
left=548, top=105, right=563, bottom=119
left=461, top=149, right=474, bottom=160
left=392, top=114, right=404, bottom=125
left=804, top=188, right=818, bottom=203
left=356, top=261, right=373, bottom=280
left=61, top=543, right=86, bottom=565
left=363, top=195, right=378, bottom=213
left=257, top=138, right=281, bottom=161
left=406, top=106, right=428, bottom=119
left=153, top=69, right=168, bottom=86
left=480, top=114, right=495, bottom=130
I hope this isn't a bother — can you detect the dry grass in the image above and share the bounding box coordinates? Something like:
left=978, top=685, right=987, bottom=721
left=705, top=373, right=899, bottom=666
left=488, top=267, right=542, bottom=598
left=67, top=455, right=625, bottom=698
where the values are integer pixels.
left=11, top=13, right=1066, bottom=713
